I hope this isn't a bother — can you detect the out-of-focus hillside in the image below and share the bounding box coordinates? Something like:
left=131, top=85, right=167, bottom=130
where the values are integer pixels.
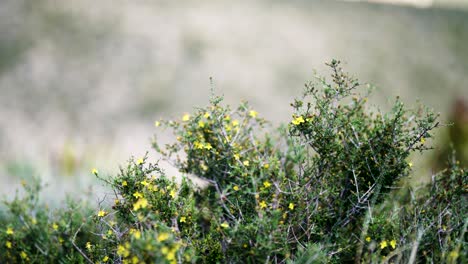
left=1, top=0, right=467, bottom=199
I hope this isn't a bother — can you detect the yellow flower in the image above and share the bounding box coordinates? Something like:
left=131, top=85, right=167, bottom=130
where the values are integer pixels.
left=52, top=223, right=59, bottom=231
left=102, top=256, right=109, bottom=262
left=263, top=163, right=270, bottom=169
left=289, top=203, right=295, bottom=210
left=449, top=250, right=459, bottom=259
left=133, top=198, right=148, bottom=211
left=157, top=232, right=170, bottom=242
left=91, top=168, right=98, bottom=175
left=263, top=181, right=271, bottom=188
left=408, top=162, right=413, bottom=167
left=133, top=191, right=143, bottom=198
left=122, top=180, right=128, bottom=187
left=20, top=251, right=27, bottom=259
left=137, top=158, right=144, bottom=165
left=97, top=210, right=107, bottom=217
left=365, top=236, right=371, bottom=242
left=132, top=230, right=141, bottom=240
left=182, top=113, right=190, bottom=121
left=224, top=115, right=231, bottom=121
left=117, top=244, right=130, bottom=257
left=132, top=256, right=139, bottom=264
left=232, top=120, right=239, bottom=126
left=86, top=242, right=92, bottom=250
left=204, top=143, right=213, bottom=150
left=420, top=137, right=426, bottom=144
left=220, top=221, right=229, bottom=229
left=291, top=116, right=305, bottom=125
left=169, top=189, right=177, bottom=198
left=234, top=154, right=240, bottom=160
left=204, top=112, right=211, bottom=118
left=249, top=110, right=258, bottom=118
left=180, top=216, right=187, bottom=223
left=154, top=121, right=161, bottom=127
left=233, top=185, right=239, bottom=191
left=390, top=239, right=397, bottom=249
left=259, top=201, right=267, bottom=209
left=5, top=241, right=12, bottom=249
left=198, top=121, right=205, bottom=128
left=243, top=160, right=250, bottom=166
left=380, top=240, right=388, bottom=249
left=31, top=218, right=37, bottom=225
left=6, top=227, right=14, bottom=235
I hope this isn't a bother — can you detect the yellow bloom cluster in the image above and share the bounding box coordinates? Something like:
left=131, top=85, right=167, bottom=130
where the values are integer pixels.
left=133, top=198, right=148, bottom=211
left=291, top=116, right=305, bottom=125
left=380, top=239, right=397, bottom=249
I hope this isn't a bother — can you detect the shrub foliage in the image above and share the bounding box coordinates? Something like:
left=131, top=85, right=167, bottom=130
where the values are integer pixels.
left=1, top=60, right=466, bottom=263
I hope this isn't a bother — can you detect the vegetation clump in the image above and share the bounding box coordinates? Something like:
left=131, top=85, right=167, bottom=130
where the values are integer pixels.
left=1, top=60, right=466, bottom=263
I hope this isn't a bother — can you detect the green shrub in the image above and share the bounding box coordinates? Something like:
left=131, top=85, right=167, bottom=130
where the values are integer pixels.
left=1, top=60, right=465, bottom=263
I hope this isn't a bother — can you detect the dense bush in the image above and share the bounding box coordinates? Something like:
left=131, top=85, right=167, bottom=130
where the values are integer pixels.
left=1, top=60, right=466, bottom=263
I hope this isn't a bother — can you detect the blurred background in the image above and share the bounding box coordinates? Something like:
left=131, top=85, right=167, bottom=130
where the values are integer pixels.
left=1, top=0, right=467, bottom=203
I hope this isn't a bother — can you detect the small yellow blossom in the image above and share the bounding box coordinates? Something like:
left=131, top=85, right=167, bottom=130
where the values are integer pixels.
left=289, top=203, right=295, bottom=210
left=449, top=250, right=459, bottom=259
left=20, top=251, right=27, bottom=259
left=133, top=198, right=148, bottom=211
left=98, top=210, right=107, bottom=217
left=243, top=160, right=250, bottom=166
left=52, top=223, right=59, bottom=231
left=420, top=137, right=426, bottom=144
left=133, top=191, right=143, bottom=198
left=263, top=181, right=272, bottom=188
left=117, top=244, right=130, bottom=257
left=204, top=143, right=213, bottom=150
left=6, top=227, right=14, bottom=235
left=102, top=256, right=109, bottom=262
left=91, top=168, right=98, bottom=175
left=86, top=242, right=92, bottom=250
left=5, top=241, right=12, bottom=249
left=259, top=200, right=267, bottom=209
left=232, top=120, right=239, bottom=126
left=169, top=189, right=177, bottom=198
left=220, top=221, right=229, bottom=229
left=31, top=218, right=37, bottom=225
left=224, top=115, right=231, bottom=121
left=157, top=232, right=170, bottom=242
left=380, top=240, right=388, bottom=249
left=291, top=116, right=305, bottom=125
left=408, top=162, right=413, bottom=167
left=204, top=112, right=211, bottom=118
left=234, top=154, right=240, bottom=160
left=154, top=121, right=161, bottom=127
left=180, top=216, right=187, bottom=223
left=59, top=237, right=64, bottom=244
left=200, top=164, right=208, bottom=171
left=249, top=110, right=258, bottom=118
left=132, top=230, right=141, bottom=240
left=263, top=163, right=270, bottom=169
left=137, top=158, right=144, bottom=165
left=140, top=180, right=148, bottom=186
left=365, top=236, right=371, bottom=242
left=390, top=239, right=397, bottom=249
left=233, top=185, right=239, bottom=191
left=122, top=180, right=128, bottom=187
left=182, top=114, right=190, bottom=121
left=198, top=121, right=205, bottom=128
